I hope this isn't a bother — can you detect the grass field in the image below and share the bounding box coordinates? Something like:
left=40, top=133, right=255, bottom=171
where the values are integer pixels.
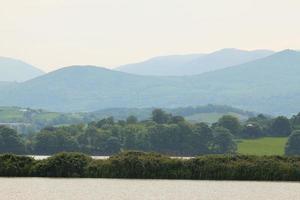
left=237, top=137, right=288, bottom=156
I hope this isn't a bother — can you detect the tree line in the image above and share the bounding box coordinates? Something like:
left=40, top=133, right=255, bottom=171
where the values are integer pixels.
left=2, top=151, right=300, bottom=181
left=1, top=109, right=300, bottom=156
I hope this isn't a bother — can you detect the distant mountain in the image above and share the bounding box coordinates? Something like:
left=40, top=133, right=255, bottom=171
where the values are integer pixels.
left=0, top=50, right=299, bottom=115
left=0, top=57, right=44, bottom=82
left=0, top=66, right=178, bottom=111
left=184, top=49, right=300, bottom=114
left=117, top=54, right=204, bottom=76
left=117, top=49, right=274, bottom=76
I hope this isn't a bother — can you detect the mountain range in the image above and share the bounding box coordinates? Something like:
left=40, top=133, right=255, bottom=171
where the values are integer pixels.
left=0, top=49, right=299, bottom=115
left=117, top=48, right=274, bottom=76
left=0, top=57, right=44, bottom=82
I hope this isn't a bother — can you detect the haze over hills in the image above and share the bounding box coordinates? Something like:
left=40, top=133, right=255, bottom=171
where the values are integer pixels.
left=0, top=57, right=44, bottom=82
left=117, top=54, right=204, bottom=76
left=0, top=49, right=299, bottom=115
left=117, top=49, right=274, bottom=76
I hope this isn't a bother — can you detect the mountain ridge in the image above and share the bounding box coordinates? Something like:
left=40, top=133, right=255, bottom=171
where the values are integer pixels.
left=117, top=48, right=275, bottom=76
left=0, top=49, right=299, bottom=115
left=0, top=56, right=44, bottom=82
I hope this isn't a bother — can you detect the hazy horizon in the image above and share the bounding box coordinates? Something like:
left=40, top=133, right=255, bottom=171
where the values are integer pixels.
left=1, top=0, right=300, bottom=72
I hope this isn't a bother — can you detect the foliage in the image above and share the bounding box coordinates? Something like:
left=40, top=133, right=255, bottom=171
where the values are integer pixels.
left=31, top=152, right=91, bottom=177
left=270, top=116, right=291, bottom=136
left=0, top=105, right=254, bottom=135
left=0, top=154, right=34, bottom=176
left=216, top=115, right=241, bottom=136
left=28, top=111, right=237, bottom=156
left=2, top=152, right=300, bottom=181
left=285, top=130, right=300, bottom=155
left=0, top=108, right=299, bottom=156
left=212, top=127, right=237, bottom=154
left=0, top=125, right=25, bottom=154
left=241, top=123, right=263, bottom=138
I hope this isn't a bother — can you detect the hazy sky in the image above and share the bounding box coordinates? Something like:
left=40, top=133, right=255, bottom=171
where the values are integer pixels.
left=1, top=0, right=299, bottom=72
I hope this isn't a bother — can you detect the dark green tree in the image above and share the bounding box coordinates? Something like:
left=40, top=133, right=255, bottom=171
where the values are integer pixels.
left=151, top=109, right=171, bottom=124
left=218, top=115, right=241, bottom=136
left=104, top=137, right=121, bottom=154
left=242, top=123, right=263, bottom=138
left=34, top=128, right=77, bottom=154
left=271, top=116, right=291, bottom=136
left=126, top=115, right=138, bottom=124
left=0, top=126, right=25, bottom=154
left=285, top=130, right=300, bottom=155
left=212, top=127, right=236, bottom=154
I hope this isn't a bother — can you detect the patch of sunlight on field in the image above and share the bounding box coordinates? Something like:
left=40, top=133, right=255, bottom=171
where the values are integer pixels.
left=237, top=137, right=288, bottom=156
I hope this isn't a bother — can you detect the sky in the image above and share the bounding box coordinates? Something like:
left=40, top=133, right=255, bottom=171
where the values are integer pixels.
left=0, top=0, right=300, bottom=72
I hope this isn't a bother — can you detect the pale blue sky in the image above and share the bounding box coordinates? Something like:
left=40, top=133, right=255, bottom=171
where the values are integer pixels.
left=1, top=0, right=299, bottom=71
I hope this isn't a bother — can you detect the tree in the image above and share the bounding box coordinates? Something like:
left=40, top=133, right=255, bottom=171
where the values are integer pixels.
left=104, top=136, right=121, bottom=154
left=242, top=123, right=263, bottom=138
left=122, top=124, right=148, bottom=151
left=34, top=129, right=78, bottom=154
left=77, top=127, right=110, bottom=155
left=285, top=130, right=300, bottom=155
left=151, top=109, right=171, bottom=124
left=95, top=117, right=114, bottom=128
left=212, top=127, right=236, bottom=154
left=189, top=123, right=213, bottom=155
left=170, top=115, right=185, bottom=123
left=218, top=115, right=241, bottom=136
left=270, top=116, right=291, bottom=136
left=246, top=114, right=272, bottom=135
left=126, top=115, right=138, bottom=124
left=290, top=112, right=300, bottom=130
left=0, top=126, right=25, bottom=154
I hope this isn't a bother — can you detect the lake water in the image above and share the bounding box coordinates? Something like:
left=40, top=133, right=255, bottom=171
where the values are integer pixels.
left=0, top=178, right=300, bottom=200
left=28, top=155, right=110, bottom=160
left=28, top=155, right=192, bottom=160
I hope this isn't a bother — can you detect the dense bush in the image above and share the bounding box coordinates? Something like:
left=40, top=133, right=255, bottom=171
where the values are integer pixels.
left=0, top=154, right=34, bottom=176
left=31, top=152, right=91, bottom=177
left=79, top=153, right=300, bottom=180
left=1, top=152, right=300, bottom=181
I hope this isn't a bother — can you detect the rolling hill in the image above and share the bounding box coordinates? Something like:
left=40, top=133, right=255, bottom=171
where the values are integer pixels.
left=0, top=57, right=44, bottom=82
left=0, top=50, right=299, bottom=115
left=117, top=49, right=274, bottom=76
left=0, top=105, right=255, bottom=134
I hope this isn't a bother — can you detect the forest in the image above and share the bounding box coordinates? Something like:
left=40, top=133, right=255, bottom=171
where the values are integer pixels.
left=1, top=109, right=300, bottom=156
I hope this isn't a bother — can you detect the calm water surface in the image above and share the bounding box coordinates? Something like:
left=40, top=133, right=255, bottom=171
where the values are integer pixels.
left=0, top=178, right=300, bottom=200
left=28, top=155, right=192, bottom=160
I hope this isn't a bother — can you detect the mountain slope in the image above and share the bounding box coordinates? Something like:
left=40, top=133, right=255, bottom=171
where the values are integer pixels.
left=117, top=54, right=204, bottom=76
left=185, top=49, right=300, bottom=114
left=0, top=57, right=44, bottom=82
left=117, top=49, right=274, bottom=76
left=0, top=66, right=185, bottom=111
left=0, top=50, right=299, bottom=115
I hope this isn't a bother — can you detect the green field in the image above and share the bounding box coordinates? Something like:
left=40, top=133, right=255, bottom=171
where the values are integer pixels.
left=237, top=137, right=288, bottom=156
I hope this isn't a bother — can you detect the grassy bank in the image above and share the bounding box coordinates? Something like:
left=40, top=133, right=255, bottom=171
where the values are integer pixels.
left=1, top=151, right=300, bottom=181
left=237, top=137, right=288, bottom=156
